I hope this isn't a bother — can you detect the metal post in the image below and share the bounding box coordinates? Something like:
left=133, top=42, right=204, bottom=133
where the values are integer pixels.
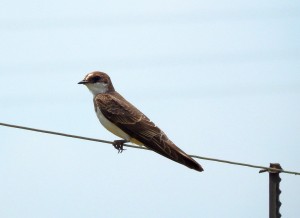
left=268, top=163, right=282, bottom=218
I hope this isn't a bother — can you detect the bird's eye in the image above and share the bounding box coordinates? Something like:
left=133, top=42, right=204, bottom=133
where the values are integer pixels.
left=92, top=76, right=101, bottom=83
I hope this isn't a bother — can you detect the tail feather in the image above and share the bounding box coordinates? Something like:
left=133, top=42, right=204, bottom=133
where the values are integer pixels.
left=180, top=153, right=204, bottom=172
left=163, top=148, right=204, bottom=172
left=149, top=137, right=204, bottom=172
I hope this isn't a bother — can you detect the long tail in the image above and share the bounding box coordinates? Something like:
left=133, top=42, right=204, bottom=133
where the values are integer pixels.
left=176, top=151, right=204, bottom=172
left=159, top=143, right=204, bottom=172
left=147, top=136, right=204, bottom=172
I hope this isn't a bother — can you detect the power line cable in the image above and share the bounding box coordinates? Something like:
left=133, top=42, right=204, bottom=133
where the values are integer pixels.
left=1, top=122, right=299, bottom=175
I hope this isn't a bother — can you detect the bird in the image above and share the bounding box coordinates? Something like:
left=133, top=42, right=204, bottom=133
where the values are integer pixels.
left=78, top=71, right=203, bottom=172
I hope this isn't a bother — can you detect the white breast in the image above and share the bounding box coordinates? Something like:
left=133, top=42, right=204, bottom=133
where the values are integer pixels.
left=95, top=107, right=131, bottom=141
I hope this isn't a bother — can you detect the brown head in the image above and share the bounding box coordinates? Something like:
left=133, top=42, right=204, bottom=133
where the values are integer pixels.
left=78, top=71, right=115, bottom=95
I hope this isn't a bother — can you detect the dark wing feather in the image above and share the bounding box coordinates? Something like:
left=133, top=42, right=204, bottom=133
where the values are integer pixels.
left=95, top=92, right=203, bottom=172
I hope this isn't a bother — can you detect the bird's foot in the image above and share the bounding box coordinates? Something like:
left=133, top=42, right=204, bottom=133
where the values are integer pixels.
left=112, top=140, right=127, bottom=153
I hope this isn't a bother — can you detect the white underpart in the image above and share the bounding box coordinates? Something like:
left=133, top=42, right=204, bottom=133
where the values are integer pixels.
left=85, top=82, right=130, bottom=139
left=85, top=81, right=144, bottom=146
left=95, top=107, right=131, bottom=141
left=86, top=82, right=108, bottom=96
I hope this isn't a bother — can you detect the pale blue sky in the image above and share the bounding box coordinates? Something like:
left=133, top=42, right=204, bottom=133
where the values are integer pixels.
left=1, top=1, right=300, bottom=217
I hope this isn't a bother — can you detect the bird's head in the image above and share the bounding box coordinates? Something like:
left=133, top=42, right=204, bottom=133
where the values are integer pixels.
left=78, top=71, right=115, bottom=95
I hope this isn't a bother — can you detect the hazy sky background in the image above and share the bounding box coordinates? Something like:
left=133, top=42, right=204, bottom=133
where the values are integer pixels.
left=1, top=1, right=299, bottom=217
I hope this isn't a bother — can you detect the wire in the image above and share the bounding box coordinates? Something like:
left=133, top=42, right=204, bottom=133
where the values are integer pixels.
left=1, top=122, right=299, bottom=175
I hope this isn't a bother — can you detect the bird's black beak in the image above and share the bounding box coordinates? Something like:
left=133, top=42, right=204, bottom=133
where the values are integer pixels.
left=78, top=80, right=88, bottom=84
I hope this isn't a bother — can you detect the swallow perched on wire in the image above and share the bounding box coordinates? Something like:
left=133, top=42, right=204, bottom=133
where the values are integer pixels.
left=78, top=71, right=203, bottom=172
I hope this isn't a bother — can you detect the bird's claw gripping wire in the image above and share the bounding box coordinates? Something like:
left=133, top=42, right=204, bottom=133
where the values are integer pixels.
left=112, top=140, right=127, bottom=153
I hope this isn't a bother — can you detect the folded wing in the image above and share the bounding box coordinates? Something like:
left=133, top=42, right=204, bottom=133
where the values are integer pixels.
left=95, top=92, right=203, bottom=172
